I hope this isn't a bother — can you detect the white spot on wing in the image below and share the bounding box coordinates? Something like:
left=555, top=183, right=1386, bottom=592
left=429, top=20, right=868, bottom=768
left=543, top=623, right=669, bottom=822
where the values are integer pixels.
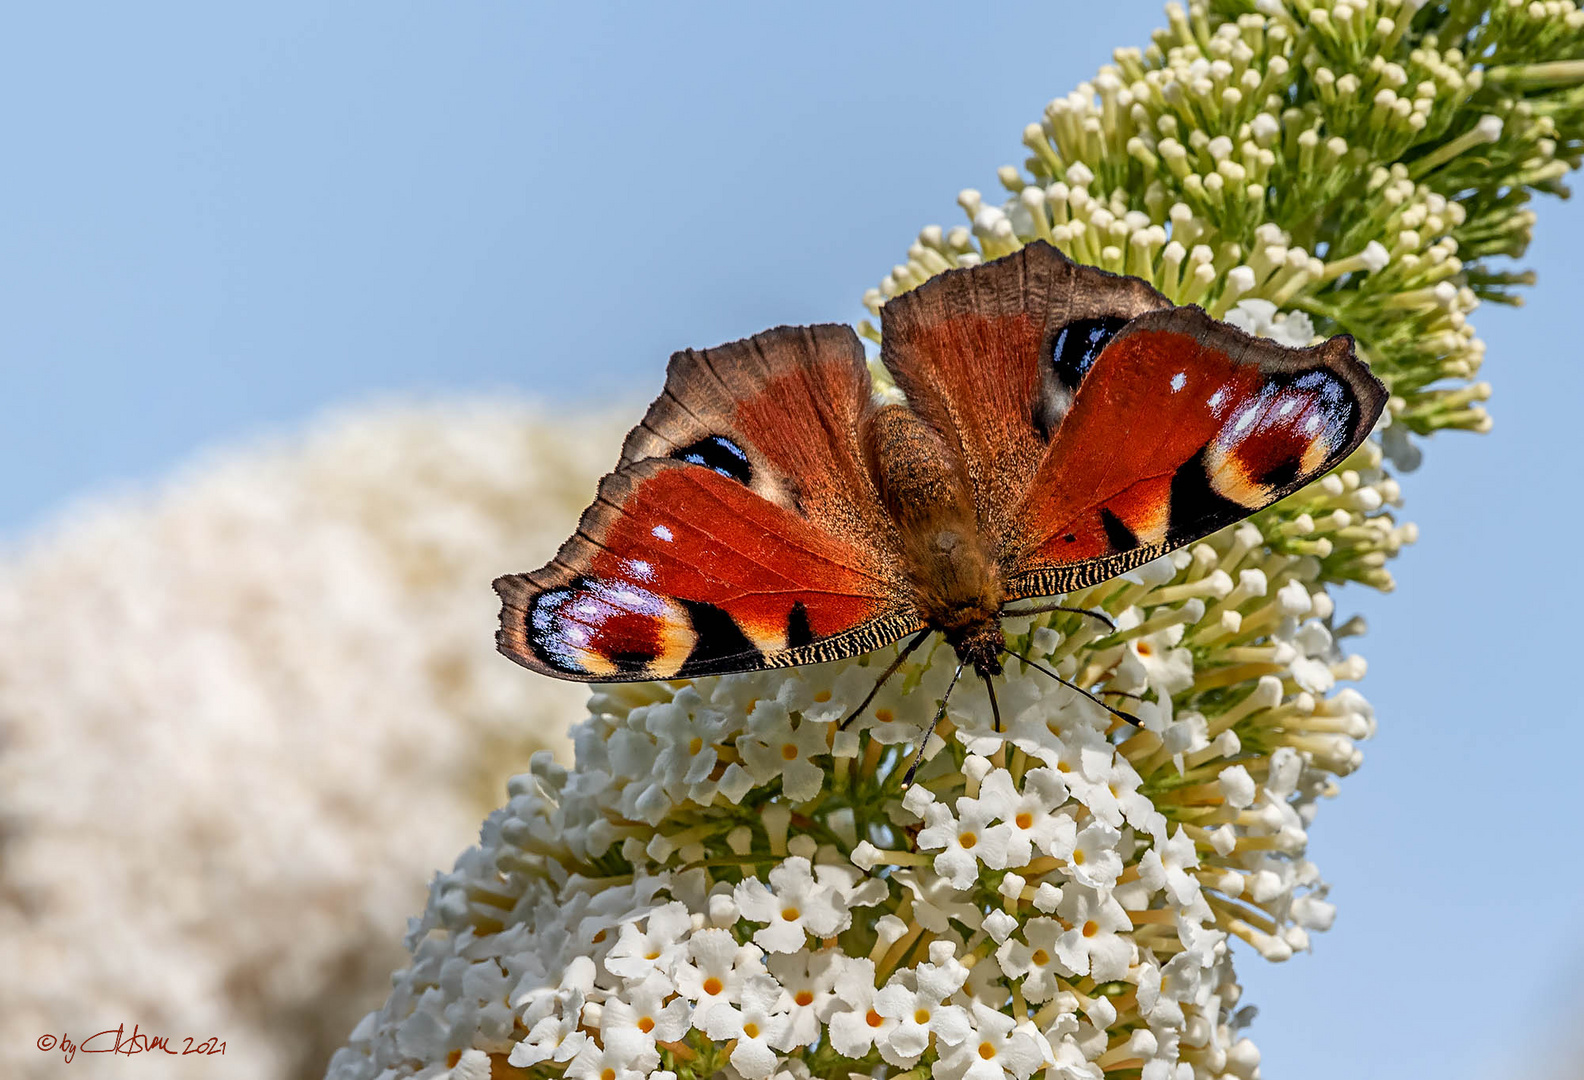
left=596, top=579, right=664, bottom=614
left=652, top=524, right=674, bottom=542
left=627, top=559, right=653, bottom=581
left=1208, top=388, right=1227, bottom=410
left=1170, top=372, right=1186, bottom=392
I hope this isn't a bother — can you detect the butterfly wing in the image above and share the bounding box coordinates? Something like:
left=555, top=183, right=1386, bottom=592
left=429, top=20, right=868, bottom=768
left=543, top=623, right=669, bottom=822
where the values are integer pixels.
left=496, top=324, right=920, bottom=681
left=878, top=240, right=1172, bottom=561
left=1005, top=305, right=1387, bottom=598
left=876, top=240, right=1386, bottom=600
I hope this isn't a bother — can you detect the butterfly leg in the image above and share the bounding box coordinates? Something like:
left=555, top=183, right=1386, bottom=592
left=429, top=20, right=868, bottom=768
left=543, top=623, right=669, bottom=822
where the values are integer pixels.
left=982, top=671, right=1002, bottom=733
left=902, top=659, right=965, bottom=787
left=1002, top=647, right=1140, bottom=727
left=1000, top=600, right=1116, bottom=633
left=838, top=630, right=932, bottom=731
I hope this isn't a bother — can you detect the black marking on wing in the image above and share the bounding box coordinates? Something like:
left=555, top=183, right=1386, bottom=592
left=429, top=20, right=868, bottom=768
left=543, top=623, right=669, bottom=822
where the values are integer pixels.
left=678, top=598, right=765, bottom=675
left=1167, top=446, right=1247, bottom=547
left=786, top=601, right=815, bottom=649
left=1099, top=507, right=1138, bottom=552
left=1035, top=315, right=1130, bottom=441
left=670, top=435, right=753, bottom=485
left=526, top=581, right=584, bottom=675
left=1258, top=457, right=1301, bottom=489
left=1053, top=316, right=1129, bottom=391
left=609, top=648, right=659, bottom=674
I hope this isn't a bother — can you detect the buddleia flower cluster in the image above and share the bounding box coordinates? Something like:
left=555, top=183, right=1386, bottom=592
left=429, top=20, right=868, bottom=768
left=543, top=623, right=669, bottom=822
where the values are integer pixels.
left=327, top=3, right=1584, bottom=1080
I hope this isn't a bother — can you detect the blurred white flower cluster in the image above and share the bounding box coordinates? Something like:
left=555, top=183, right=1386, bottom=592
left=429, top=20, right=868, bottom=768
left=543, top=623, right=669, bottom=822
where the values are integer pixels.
left=0, top=401, right=617, bottom=1080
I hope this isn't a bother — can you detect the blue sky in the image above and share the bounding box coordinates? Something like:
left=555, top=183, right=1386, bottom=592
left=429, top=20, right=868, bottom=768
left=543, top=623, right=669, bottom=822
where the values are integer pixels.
left=3, top=4, right=1580, bottom=1077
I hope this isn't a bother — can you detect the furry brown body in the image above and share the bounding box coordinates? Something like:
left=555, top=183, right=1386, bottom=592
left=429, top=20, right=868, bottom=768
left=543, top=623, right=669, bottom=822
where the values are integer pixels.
left=864, top=403, right=1006, bottom=678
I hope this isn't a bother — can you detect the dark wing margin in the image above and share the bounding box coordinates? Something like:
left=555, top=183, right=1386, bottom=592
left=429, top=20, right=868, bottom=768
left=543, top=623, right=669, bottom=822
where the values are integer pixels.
left=877, top=240, right=1171, bottom=558
left=1004, top=305, right=1388, bottom=600
left=495, top=324, right=921, bottom=682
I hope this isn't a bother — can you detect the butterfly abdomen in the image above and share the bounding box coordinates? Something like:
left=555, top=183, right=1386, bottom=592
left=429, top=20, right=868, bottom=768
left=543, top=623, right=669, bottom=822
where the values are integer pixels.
left=864, top=403, right=1004, bottom=643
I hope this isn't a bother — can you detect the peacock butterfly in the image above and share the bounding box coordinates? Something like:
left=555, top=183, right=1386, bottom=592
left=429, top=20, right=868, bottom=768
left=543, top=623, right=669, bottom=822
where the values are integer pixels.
left=495, top=241, right=1386, bottom=737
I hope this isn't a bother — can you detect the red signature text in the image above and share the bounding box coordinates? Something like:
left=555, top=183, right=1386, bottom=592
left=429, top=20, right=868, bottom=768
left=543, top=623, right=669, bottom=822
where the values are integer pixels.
left=37, top=1025, right=226, bottom=1063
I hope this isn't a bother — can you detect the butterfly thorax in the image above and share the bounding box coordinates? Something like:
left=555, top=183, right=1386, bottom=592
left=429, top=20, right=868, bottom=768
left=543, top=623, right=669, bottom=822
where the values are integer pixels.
left=865, top=403, right=1006, bottom=679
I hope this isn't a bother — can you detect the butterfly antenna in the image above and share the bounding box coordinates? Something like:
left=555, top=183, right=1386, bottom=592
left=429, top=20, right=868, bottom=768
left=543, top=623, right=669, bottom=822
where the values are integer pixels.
left=982, top=671, right=1002, bottom=733
left=902, top=659, right=964, bottom=787
left=1003, top=648, right=1140, bottom=727
left=1000, top=601, right=1116, bottom=633
left=838, top=630, right=931, bottom=731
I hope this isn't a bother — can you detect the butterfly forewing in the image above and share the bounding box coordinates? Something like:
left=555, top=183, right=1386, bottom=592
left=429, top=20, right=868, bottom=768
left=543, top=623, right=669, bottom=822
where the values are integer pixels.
left=495, top=324, right=922, bottom=682
left=1005, top=305, right=1387, bottom=599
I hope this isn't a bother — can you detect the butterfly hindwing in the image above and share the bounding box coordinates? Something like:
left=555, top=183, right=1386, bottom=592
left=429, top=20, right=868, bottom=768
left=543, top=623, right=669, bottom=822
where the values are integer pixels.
left=496, top=324, right=921, bottom=682
left=1005, top=305, right=1388, bottom=598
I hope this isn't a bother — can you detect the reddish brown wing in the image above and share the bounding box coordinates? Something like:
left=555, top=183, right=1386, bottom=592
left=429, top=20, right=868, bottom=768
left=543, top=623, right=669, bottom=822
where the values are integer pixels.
left=878, top=240, right=1171, bottom=561
left=495, top=324, right=920, bottom=681
left=1005, top=306, right=1387, bottom=598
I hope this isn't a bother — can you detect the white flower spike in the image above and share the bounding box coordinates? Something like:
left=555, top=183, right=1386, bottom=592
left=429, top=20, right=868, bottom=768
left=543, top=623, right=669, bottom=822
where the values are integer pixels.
left=326, top=4, right=1584, bottom=1080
